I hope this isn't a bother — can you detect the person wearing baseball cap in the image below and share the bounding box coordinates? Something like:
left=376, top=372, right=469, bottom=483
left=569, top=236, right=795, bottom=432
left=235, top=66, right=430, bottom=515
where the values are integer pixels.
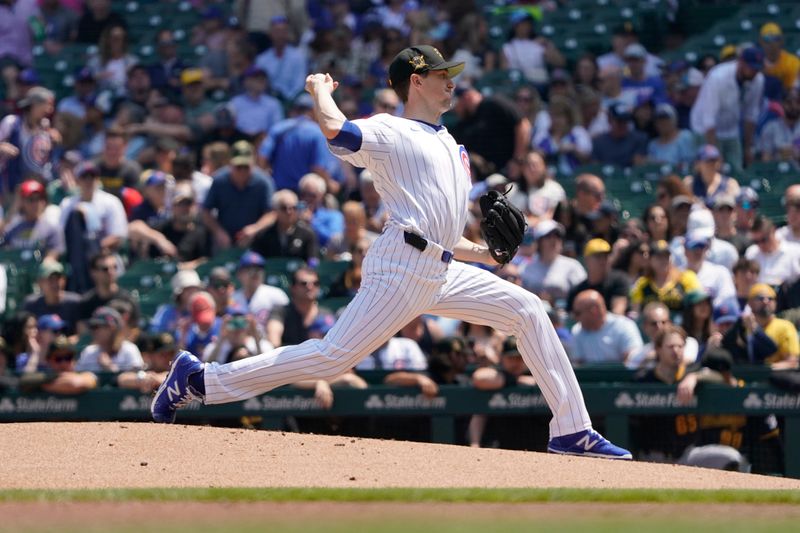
left=181, top=291, right=222, bottom=357
left=622, top=43, right=668, bottom=105
left=759, top=22, right=800, bottom=92
left=230, top=66, right=283, bottom=137
left=567, top=238, right=630, bottom=314
left=592, top=101, right=649, bottom=167
left=630, top=239, right=703, bottom=312
left=76, top=306, right=144, bottom=373
left=685, top=144, right=740, bottom=208
left=232, top=250, right=289, bottom=328
left=1, top=179, right=61, bottom=259
left=720, top=283, right=799, bottom=366
left=521, top=219, right=586, bottom=300
left=648, top=103, right=695, bottom=168
left=690, top=44, right=764, bottom=172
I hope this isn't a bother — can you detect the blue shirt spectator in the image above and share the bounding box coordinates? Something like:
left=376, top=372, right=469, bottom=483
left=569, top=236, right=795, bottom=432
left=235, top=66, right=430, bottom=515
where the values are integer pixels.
left=298, top=173, right=344, bottom=248
left=647, top=103, right=696, bottom=168
left=203, top=141, right=275, bottom=243
left=591, top=103, right=648, bottom=167
left=230, top=66, right=285, bottom=137
left=570, top=291, right=644, bottom=365
left=259, top=103, right=337, bottom=192
left=621, top=44, right=668, bottom=105
left=254, top=16, right=308, bottom=101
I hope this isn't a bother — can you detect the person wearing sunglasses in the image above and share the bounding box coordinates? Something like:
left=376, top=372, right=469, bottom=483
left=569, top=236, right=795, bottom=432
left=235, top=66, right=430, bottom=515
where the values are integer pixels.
left=231, top=250, right=289, bottom=329
left=776, top=184, right=800, bottom=244
left=250, top=189, right=318, bottom=262
left=20, top=336, right=98, bottom=395
left=721, top=283, right=799, bottom=369
left=745, top=215, right=800, bottom=286
left=78, top=250, right=140, bottom=329
left=267, top=267, right=331, bottom=348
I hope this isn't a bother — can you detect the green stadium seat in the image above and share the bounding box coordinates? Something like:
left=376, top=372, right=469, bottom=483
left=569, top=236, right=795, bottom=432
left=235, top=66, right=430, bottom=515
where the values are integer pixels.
left=318, top=296, right=353, bottom=313
left=316, top=260, right=351, bottom=288
left=263, top=257, right=306, bottom=277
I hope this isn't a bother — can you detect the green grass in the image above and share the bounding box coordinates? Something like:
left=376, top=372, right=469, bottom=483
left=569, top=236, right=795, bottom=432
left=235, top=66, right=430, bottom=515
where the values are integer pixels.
left=1, top=487, right=799, bottom=504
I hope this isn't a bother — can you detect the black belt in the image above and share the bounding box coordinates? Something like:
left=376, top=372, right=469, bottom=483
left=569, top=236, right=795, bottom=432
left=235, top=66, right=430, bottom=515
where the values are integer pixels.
left=403, top=231, right=453, bottom=263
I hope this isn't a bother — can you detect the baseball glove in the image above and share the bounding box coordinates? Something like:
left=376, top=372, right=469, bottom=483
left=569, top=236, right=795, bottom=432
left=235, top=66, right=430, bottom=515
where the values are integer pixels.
left=479, top=189, right=527, bottom=264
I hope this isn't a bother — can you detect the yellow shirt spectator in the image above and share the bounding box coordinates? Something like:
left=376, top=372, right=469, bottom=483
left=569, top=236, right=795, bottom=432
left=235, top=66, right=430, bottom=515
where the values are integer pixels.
left=630, top=270, right=702, bottom=312
left=763, top=317, right=800, bottom=364
left=764, top=50, right=800, bottom=92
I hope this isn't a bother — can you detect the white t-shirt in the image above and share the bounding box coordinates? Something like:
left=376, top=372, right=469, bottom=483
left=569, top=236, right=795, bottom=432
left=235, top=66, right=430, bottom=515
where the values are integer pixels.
left=521, top=254, right=587, bottom=300
left=357, top=337, right=428, bottom=371
left=503, top=38, right=547, bottom=84
left=670, top=236, right=738, bottom=271
left=58, top=189, right=128, bottom=252
left=528, top=179, right=567, bottom=217
left=745, top=241, right=800, bottom=286
left=693, top=260, right=737, bottom=308
left=232, top=285, right=290, bottom=326
left=76, top=340, right=143, bottom=372
left=1, top=204, right=63, bottom=253
left=776, top=225, right=800, bottom=244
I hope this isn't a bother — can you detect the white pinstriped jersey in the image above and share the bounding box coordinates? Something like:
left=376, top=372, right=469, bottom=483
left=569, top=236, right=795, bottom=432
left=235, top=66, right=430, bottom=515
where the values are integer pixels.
left=329, top=114, right=471, bottom=251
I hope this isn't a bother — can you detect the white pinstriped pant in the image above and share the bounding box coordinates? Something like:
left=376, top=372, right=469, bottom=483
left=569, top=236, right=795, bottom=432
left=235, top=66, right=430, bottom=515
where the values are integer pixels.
left=204, top=226, right=592, bottom=437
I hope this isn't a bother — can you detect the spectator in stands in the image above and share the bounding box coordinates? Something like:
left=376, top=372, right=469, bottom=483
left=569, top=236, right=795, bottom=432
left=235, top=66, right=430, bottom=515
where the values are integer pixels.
left=0, top=0, right=37, bottom=67
left=471, top=336, right=536, bottom=389
left=179, top=68, right=216, bottom=132
left=653, top=174, right=692, bottom=212
left=328, top=236, right=370, bottom=298
left=205, top=267, right=233, bottom=318
left=0, top=87, right=59, bottom=194
left=20, top=335, right=97, bottom=394
left=567, top=239, right=629, bottom=315
left=612, top=239, right=650, bottom=281
left=732, top=257, right=760, bottom=311
left=515, top=150, right=565, bottom=223
left=576, top=86, right=609, bottom=139
left=150, top=269, right=201, bottom=335
left=232, top=250, right=289, bottom=327
left=557, top=173, right=605, bottom=256
left=258, top=93, right=340, bottom=194
left=746, top=215, right=800, bottom=285
left=574, top=54, right=599, bottom=89
left=669, top=204, right=737, bottom=270
left=621, top=43, right=668, bottom=105
left=355, top=170, right=387, bottom=234
left=58, top=162, right=128, bottom=292
left=690, top=46, right=765, bottom=171
left=683, top=145, right=740, bottom=208
left=452, top=86, right=531, bottom=173
left=760, top=23, right=800, bottom=93
left=147, top=29, right=185, bottom=97
left=630, top=239, right=702, bottom=313
left=202, top=140, right=275, bottom=249
left=93, top=127, right=141, bottom=199
left=681, top=289, right=717, bottom=358
left=267, top=267, right=331, bottom=347
left=757, top=89, right=800, bottom=161
left=723, top=283, right=800, bottom=368
left=427, top=336, right=470, bottom=386
left=359, top=328, right=430, bottom=374
left=56, top=67, right=97, bottom=121
left=250, top=189, right=318, bottom=261
left=520, top=220, right=586, bottom=303
left=76, top=306, right=143, bottom=372
left=117, top=332, right=174, bottom=393
left=734, top=186, right=759, bottom=245
left=598, top=64, right=627, bottom=109
left=683, top=229, right=737, bottom=309
left=591, top=102, right=648, bottom=167
left=254, top=15, right=307, bottom=101
left=598, top=22, right=662, bottom=78
left=710, top=195, right=744, bottom=253
left=78, top=251, right=139, bottom=326
left=500, top=10, right=564, bottom=87
left=39, top=0, right=78, bottom=52
left=15, top=313, right=65, bottom=372
left=711, top=297, right=741, bottom=340
left=176, top=291, right=221, bottom=357
left=297, top=172, right=344, bottom=249
left=643, top=204, right=670, bottom=241
left=532, top=95, right=592, bottom=175
left=88, top=23, right=137, bottom=93
left=627, top=301, right=699, bottom=369
left=673, top=68, right=704, bottom=130
left=203, top=305, right=271, bottom=364
left=121, top=64, right=152, bottom=116
left=647, top=103, right=695, bottom=168
left=325, top=201, right=377, bottom=261
left=570, top=289, right=643, bottom=365
left=23, top=261, right=81, bottom=335
left=173, top=152, right=212, bottom=206
left=777, top=185, right=800, bottom=245
left=129, top=170, right=169, bottom=226
left=76, top=0, right=126, bottom=44
left=1, top=180, right=62, bottom=260
left=667, top=194, right=692, bottom=242
left=230, top=66, right=284, bottom=138
left=128, top=182, right=212, bottom=263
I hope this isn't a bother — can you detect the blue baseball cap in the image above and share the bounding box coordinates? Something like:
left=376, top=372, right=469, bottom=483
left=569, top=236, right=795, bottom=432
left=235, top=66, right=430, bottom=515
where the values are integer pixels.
left=697, top=144, right=721, bottom=161
left=37, top=314, right=66, bottom=331
left=740, top=46, right=765, bottom=71
left=144, top=170, right=168, bottom=187
left=509, top=10, right=534, bottom=26
left=238, top=250, right=266, bottom=270
left=308, top=313, right=336, bottom=336
left=18, top=68, right=40, bottom=85
left=713, top=298, right=741, bottom=325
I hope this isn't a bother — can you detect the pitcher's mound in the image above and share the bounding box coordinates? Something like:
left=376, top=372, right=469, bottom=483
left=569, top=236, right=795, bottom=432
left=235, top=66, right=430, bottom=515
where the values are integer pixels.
left=2, top=422, right=798, bottom=490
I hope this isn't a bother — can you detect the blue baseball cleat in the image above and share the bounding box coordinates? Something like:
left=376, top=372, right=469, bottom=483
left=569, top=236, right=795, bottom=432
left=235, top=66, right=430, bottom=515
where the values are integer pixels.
left=547, top=429, right=633, bottom=460
left=151, top=350, right=205, bottom=423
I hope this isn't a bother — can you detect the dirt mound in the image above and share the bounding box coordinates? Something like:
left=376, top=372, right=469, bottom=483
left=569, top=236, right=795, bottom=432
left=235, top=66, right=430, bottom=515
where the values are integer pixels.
left=2, top=422, right=798, bottom=490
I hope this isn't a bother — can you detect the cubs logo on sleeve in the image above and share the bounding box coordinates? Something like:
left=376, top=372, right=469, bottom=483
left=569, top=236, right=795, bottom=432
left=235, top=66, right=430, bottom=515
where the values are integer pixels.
left=459, top=145, right=470, bottom=178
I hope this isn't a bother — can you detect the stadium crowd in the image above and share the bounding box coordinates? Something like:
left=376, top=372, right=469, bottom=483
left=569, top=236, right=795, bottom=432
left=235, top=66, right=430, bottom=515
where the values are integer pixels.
left=0, top=0, right=799, bottom=466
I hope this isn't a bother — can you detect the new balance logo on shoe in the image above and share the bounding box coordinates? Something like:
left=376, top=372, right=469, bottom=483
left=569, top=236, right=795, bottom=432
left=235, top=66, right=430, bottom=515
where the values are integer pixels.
left=166, top=382, right=182, bottom=402
left=575, top=434, right=600, bottom=451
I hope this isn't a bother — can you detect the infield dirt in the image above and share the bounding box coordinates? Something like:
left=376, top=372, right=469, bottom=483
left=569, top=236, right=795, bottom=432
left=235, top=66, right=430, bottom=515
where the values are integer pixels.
left=1, top=422, right=798, bottom=490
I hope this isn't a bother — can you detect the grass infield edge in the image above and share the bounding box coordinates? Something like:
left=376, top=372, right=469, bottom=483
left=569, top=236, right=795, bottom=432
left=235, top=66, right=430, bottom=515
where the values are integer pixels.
left=1, top=487, right=799, bottom=504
